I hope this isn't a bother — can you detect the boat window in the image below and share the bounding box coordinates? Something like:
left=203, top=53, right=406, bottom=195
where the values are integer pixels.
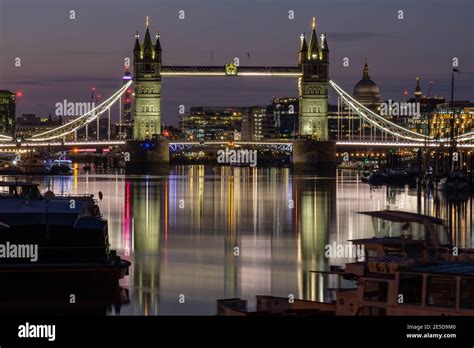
left=434, top=223, right=451, bottom=245
left=383, top=245, right=404, bottom=256
left=358, top=306, right=386, bottom=316
left=17, top=186, right=42, bottom=200
left=372, top=218, right=426, bottom=240
left=363, top=280, right=388, bottom=302
left=398, top=273, right=422, bottom=305
left=460, top=278, right=474, bottom=309
left=426, top=276, right=456, bottom=308
left=0, top=186, right=16, bottom=197
left=366, top=250, right=378, bottom=262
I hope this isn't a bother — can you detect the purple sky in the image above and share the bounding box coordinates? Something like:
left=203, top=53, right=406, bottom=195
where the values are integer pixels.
left=1, top=0, right=473, bottom=125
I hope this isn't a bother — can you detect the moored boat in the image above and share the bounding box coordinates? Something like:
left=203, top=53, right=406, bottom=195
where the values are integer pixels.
left=0, top=182, right=130, bottom=287
left=437, top=170, right=470, bottom=191
left=18, top=154, right=49, bottom=174
left=47, top=159, right=74, bottom=175
left=309, top=210, right=474, bottom=315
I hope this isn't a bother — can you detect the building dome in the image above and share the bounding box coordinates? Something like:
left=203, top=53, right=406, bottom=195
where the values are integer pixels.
left=353, top=61, right=381, bottom=110
left=354, top=79, right=379, bottom=95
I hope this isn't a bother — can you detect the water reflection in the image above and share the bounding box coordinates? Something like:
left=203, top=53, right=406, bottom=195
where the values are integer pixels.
left=7, top=167, right=472, bottom=315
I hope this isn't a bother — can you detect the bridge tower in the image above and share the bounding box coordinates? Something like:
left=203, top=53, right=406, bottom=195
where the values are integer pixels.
left=133, top=17, right=162, bottom=140
left=298, top=17, right=329, bottom=140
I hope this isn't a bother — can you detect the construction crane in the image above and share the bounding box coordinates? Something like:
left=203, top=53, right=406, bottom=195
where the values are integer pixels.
left=427, top=80, right=434, bottom=97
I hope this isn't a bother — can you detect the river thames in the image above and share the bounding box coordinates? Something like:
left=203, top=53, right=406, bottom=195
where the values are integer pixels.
left=6, top=166, right=473, bottom=315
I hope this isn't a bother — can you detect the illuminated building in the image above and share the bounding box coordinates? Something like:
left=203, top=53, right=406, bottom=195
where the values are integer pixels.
left=328, top=107, right=358, bottom=140
left=241, top=106, right=265, bottom=141
left=123, top=68, right=132, bottom=122
left=179, top=107, right=243, bottom=141
left=244, top=98, right=300, bottom=141
left=353, top=60, right=381, bottom=111
left=185, top=98, right=300, bottom=142
left=162, top=125, right=182, bottom=140
left=116, top=67, right=134, bottom=139
left=0, top=90, right=16, bottom=138
left=430, top=102, right=474, bottom=139
left=269, top=97, right=299, bottom=138
left=404, top=77, right=446, bottom=135
left=15, top=113, right=66, bottom=139
left=133, top=17, right=162, bottom=140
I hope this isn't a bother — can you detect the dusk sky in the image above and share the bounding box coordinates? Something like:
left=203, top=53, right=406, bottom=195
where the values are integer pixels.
left=1, top=0, right=473, bottom=125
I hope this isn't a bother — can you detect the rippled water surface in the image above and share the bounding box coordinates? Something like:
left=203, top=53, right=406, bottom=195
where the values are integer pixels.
left=9, top=166, right=473, bottom=315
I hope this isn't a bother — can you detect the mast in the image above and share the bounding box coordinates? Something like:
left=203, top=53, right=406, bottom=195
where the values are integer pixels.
left=450, top=68, right=458, bottom=171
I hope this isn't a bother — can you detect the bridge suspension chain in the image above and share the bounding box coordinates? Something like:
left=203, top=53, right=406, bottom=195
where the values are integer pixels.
left=0, top=134, right=13, bottom=142
left=26, top=80, right=133, bottom=142
left=329, top=80, right=437, bottom=143
left=330, top=80, right=474, bottom=143
left=453, top=130, right=474, bottom=142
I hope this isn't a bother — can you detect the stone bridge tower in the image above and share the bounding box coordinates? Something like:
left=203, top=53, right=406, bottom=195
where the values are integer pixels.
left=298, top=18, right=329, bottom=140
left=133, top=17, right=162, bottom=140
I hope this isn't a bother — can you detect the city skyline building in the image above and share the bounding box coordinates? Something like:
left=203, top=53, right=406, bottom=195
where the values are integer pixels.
left=270, top=97, right=299, bottom=139
left=0, top=90, right=16, bottom=138
left=15, top=113, right=63, bottom=139
left=353, top=60, right=381, bottom=111
left=241, top=106, right=265, bottom=141
left=116, top=67, right=134, bottom=139
left=179, top=106, right=243, bottom=141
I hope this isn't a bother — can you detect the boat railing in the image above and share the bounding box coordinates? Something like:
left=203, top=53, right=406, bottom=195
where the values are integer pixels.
left=49, top=193, right=95, bottom=200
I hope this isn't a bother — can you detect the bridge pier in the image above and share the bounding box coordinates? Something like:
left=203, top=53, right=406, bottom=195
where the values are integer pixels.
left=125, top=139, right=169, bottom=174
left=291, top=140, right=336, bottom=174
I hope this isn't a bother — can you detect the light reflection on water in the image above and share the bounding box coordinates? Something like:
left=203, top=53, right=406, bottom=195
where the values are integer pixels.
left=17, top=166, right=474, bottom=315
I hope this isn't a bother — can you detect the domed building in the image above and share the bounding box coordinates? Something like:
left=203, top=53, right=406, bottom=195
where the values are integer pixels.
left=353, top=60, right=381, bottom=111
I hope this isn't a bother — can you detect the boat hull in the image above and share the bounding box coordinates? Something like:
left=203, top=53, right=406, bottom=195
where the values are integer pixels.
left=437, top=177, right=470, bottom=191
left=0, top=259, right=131, bottom=287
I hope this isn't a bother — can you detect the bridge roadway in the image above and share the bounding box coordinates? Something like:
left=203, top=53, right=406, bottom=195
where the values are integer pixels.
left=161, top=66, right=302, bottom=77
left=0, top=140, right=472, bottom=151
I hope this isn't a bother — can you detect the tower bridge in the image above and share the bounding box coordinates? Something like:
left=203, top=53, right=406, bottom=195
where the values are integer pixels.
left=131, top=16, right=328, bottom=142
left=1, top=17, right=472, bottom=172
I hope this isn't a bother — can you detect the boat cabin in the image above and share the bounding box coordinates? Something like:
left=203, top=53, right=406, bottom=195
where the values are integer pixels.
left=352, top=210, right=454, bottom=263
left=310, top=210, right=474, bottom=315
left=0, top=182, right=43, bottom=200
left=333, top=261, right=474, bottom=315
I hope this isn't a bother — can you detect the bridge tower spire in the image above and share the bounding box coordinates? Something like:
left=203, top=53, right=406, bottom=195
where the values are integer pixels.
left=298, top=17, right=329, bottom=140
left=133, top=17, right=162, bottom=140
left=154, top=31, right=162, bottom=64
left=133, top=32, right=141, bottom=60
left=298, top=33, right=308, bottom=66
left=142, top=19, right=153, bottom=60
left=308, top=17, right=319, bottom=61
